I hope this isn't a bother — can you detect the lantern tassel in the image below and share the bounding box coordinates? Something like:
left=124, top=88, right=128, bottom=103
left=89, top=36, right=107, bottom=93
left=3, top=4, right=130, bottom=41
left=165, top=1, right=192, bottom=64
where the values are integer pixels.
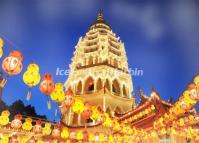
left=55, top=109, right=58, bottom=116
left=47, top=100, right=51, bottom=109
left=26, top=90, right=31, bottom=101
left=0, top=78, right=7, bottom=88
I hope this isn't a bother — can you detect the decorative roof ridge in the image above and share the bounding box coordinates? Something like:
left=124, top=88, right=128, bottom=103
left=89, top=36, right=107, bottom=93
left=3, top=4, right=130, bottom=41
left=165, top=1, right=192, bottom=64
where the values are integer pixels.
left=149, top=88, right=173, bottom=107
left=138, top=87, right=149, bottom=106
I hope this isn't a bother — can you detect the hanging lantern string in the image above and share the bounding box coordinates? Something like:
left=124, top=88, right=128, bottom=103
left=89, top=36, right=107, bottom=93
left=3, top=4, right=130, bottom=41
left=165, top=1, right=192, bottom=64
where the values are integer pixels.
left=0, top=33, right=37, bottom=62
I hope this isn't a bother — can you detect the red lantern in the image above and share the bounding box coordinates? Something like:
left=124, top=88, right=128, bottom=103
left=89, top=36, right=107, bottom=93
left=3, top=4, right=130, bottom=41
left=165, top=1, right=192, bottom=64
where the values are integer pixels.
left=82, top=102, right=92, bottom=120
left=33, top=120, right=42, bottom=134
left=28, top=137, right=36, bottom=143
left=11, top=114, right=22, bottom=129
left=40, top=73, right=55, bottom=109
left=52, top=124, right=61, bottom=138
left=64, top=88, right=74, bottom=107
left=9, top=134, right=18, bottom=143
left=83, top=130, right=89, bottom=142
left=2, top=50, right=23, bottom=76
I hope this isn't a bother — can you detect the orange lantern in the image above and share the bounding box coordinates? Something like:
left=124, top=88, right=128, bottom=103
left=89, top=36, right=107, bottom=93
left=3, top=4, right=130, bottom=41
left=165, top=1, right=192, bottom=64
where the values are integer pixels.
left=2, top=50, right=23, bottom=75
left=188, top=84, right=199, bottom=101
left=40, top=73, right=55, bottom=109
left=64, top=88, right=74, bottom=107
left=82, top=102, right=92, bottom=120
left=1, top=50, right=23, bottom=87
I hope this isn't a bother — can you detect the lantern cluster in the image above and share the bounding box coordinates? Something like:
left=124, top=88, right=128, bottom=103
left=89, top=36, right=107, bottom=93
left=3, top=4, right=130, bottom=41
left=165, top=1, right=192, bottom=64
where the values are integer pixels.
left=23, top=63, right=41, bottom=100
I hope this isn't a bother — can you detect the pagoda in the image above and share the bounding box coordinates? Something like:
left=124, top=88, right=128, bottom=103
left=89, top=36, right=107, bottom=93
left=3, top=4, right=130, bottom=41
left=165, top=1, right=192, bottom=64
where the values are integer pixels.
left=63, top=11, right=135, bottom=126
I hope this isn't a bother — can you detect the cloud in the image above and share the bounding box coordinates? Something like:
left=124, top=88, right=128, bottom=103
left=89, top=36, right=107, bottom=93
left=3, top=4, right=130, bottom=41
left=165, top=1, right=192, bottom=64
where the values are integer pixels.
left=109, top=2, right=165, bottom=40
left=34, top=0, right=98, bottom=22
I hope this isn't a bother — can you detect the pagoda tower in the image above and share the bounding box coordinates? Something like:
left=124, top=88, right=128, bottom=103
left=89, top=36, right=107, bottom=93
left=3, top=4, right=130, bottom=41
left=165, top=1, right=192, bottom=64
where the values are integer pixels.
left=63, top=11, right=135, bottom=126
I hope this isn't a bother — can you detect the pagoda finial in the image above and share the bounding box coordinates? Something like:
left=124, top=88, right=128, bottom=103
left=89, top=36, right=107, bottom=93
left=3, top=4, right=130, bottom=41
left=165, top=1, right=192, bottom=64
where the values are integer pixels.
left=97, top=9, right=104, bottom=21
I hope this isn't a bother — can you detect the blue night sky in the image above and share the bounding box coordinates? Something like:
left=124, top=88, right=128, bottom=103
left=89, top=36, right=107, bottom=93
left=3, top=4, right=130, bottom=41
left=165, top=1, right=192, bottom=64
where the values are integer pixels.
left=0, top=0, right=198, bottom=121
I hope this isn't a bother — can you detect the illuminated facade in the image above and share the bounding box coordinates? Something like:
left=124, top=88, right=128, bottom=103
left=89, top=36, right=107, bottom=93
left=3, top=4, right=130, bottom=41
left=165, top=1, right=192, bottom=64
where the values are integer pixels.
left=63, top=11, right=135, bottom=126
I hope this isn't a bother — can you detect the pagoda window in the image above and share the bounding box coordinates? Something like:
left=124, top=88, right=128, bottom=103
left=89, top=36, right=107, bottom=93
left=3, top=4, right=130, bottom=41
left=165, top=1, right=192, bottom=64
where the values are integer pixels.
left=84, top=77, right=94, bottom=93
left=76, top=81, right=82, bottom=94
left=113, top=59, right=118, bottom=68
left=88, top=56, right=93, bottom=65
left=104, top=79, right=111, bottom=91
left=112, top=79, right=120, bottom=95
left=123, top=85, right=127, bottom=97
left=72, top=113, right=78, bottom=125
left=95, top=56, right=98, bottom=64
left=96, top=78, right=102, bottom=90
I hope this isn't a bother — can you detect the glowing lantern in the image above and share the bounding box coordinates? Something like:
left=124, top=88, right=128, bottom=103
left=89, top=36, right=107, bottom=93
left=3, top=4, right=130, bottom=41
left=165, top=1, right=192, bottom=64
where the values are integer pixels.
left=36, top=140, right=44, bottom=143
left=22, top=117, right=32, bottom=131
left=83, top=131, right=89, bottom=142
left=33, top=120, right=42, bottom=134
left=40, top=73, right=55, bottom=109
left=72, top=98, right=85, bottom=114
left=9, top=134, right=18, bottom=143
left=0, top=38, right=4, bottom=58
left=61, top=127, right=69, bottom=139
left=23, top=63, right=40, bottom=100
left=64, top=88, right=74, bottom=107
left=42, top=122, right=52, bottom=135
left=99, top=133, right=105, bottom=142
left=188, top=83, right=199, bottom=101
left=0, top=135, right=9, bottom=143
left=50, top=83, right=65, bottom=103
left=1, top=50, right=23, bottom=87
left=11, top=114, right=22, bottom=129
left=101, top=113, right=112, bottom=127
left=0, top=110, right=10, bottom=126
left=28, top=137, right=36, bottom=143
left=2, top=50, right=23, bottom=75
left=52, top=124, right=61, bottom=138
left=50, top=82, right=65, bottom=116
left=179, top=118, right=185, bottom=126
left=76, top=131, right=83, bottom=141
left=90, top=106, right=100, bottom=121
left=88, top=133, right=95, bottom=142
left=82, top=102, right=92, bottom=119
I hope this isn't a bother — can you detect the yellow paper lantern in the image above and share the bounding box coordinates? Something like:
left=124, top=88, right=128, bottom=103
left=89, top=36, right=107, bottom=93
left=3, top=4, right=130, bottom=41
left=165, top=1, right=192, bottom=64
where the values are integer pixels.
left=22, top=118, right=32, bottom=131
left=88, top=133, right=95, bottom=142
left=0, top=110, right=10, bottom=126
left=0, top=135, right=9, bottom=143
left=50, top=82, right=65, bottom=103
left=90, top=106, right=100, bottom=121
left=23, top=63, right=40, bottom=100
left=61, top=127, right=69, bottom=139
left=76, top=131, right=83, bottom=141
left=42, top=122, right=52, bottom=135
left=72, top=98, right=85, bottom=113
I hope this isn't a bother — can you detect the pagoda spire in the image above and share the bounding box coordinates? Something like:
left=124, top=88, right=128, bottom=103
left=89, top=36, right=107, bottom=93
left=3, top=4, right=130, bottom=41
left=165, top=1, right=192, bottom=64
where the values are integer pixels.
left=97, top=9, right=104, bottom=21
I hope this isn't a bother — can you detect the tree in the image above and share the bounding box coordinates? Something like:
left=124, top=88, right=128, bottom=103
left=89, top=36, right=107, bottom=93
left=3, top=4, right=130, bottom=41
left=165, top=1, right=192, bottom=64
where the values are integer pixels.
left=0, top=99, right=46, bottom=120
